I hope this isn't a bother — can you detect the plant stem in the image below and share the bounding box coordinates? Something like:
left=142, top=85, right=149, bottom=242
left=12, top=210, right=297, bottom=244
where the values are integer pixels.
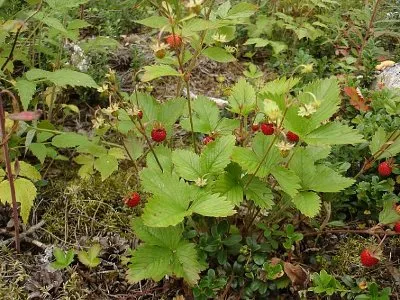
left=185, top=80, right=197, bottom=153
left=357, top=0, right=382, bottom=65
left=0, top=90, right=20, bottom=252
left=136, top=118, right=163, bottom=172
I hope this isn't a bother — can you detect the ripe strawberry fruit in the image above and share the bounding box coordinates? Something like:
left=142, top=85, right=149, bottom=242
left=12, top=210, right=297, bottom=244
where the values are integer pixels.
left=394, top=222, right=400, bottom=233
left=203, top=136, right=214, bottom=145
left=251, top=124, right=260, bottom=132
left=137, top=110, right=143, bottom=119
left=260, top=123, right=274, bottom=135
left=165, top=34, right=182, bottom=49
left=286, top=131, right=299, bottom=143
left=151, top=127, right=167, bottom=142
left=360, top=248, right=380, bottom=267
left=378, top=161, right=392, bottom=177
left=125, top=192, right=141, bottom=208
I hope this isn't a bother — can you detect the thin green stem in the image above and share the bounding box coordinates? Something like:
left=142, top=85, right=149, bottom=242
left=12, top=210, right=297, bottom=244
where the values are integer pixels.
left=185, top=80, right=197, bottom=153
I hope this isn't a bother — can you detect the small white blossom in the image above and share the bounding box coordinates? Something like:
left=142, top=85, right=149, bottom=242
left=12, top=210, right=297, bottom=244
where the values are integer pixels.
left=92, top=116, right=105, bottom=129
left=276, top=141, right=295, bottom=152
left=298, top=103, right=317, bottom=117
left=212, top=33, right=228, bottom=43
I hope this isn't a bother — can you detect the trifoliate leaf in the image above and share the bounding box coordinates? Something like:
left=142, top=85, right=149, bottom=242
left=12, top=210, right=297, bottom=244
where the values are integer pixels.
left=232, top=133, right=281, bottom=178
left=292, top=191, right=321, bottom=218
left=0, top=178, right=37, bottom=223
left=128, top=219, right=203, bottom=286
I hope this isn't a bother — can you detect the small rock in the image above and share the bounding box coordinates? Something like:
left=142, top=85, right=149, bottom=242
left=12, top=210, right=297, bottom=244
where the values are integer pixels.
left=373, top=63, right=400, bottom=90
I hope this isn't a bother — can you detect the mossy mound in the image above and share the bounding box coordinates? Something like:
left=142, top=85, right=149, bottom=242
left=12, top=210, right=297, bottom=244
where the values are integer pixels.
left=39, top=164, right=140, bottom=244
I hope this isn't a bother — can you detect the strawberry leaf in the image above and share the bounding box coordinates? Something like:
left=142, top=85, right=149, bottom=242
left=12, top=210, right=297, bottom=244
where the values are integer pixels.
left=51, top=248, right=75, bottom=270
left=77, top=244, right=102, bottom=268
left=271, top=166, right=301, bottom=197
left=232, top=133, right=281, bottom=178
left=304, top=122, right=365, bottom=145
left=228, top=78, right=256, bottom=116
left=292, top=191, right=321, bottom=218
left=128, top=219, right=204, bottom=286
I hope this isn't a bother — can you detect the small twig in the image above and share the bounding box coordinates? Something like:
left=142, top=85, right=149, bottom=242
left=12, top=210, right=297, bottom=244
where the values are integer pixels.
left=0, top=220, right=45, bottom=247
left=302, top=228, right=400, bottom=237
left=219, top=274, right=234, bottom=300
left=1, top=0, right=43, bottom=72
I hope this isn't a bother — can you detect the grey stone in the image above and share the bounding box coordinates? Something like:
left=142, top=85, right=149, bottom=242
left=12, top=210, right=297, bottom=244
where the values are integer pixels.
left=374, top=63, right=400, bottom=90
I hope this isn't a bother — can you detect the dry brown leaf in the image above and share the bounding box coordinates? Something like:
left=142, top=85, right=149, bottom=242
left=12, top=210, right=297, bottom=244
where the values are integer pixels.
left=283, top=262, right=309, bottom=289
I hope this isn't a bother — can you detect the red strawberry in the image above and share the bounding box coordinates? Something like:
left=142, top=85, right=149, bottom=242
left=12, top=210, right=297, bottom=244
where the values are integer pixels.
left=394, top=222, right=400, bottom=233
left=203, top=136, right=214, bottom=145
left=286, top=131, right=299, bottom=143
left=137, top=110, right=143, bottom=119
left=125, top=192, right=141, bottom=208
left=360, top=248, right=380, bottom=267
left=260, top=123, right=274, bottom=135
left=165, top=34, right=182, bottom=49
left=251, top=124, right=260, bottom=132
left=151, top=127, right=167, bottom=142
left=378, top=161, right=392, bottom=177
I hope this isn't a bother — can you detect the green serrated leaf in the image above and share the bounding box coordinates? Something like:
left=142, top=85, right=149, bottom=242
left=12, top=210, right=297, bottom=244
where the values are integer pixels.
left=29, top=143, right=47, bottom=164
left=228, top=78, right=256, bottom=116
left=26, top=68, right=98, bottom=88
left=141, top=65, right=181, bottom=82
left=51, top=248, right=75, bottom=270
left=213, top=163, right=243, bottom=205
left=200, top=135, right=235, bottom=175
left=244, top=176, right=274, bottom=209
left=379, top=198, right=400, bottom=225
left=232, top=133, right=281, bottom=178
left=304, top=122, right=365, bottom=145
left=135, top=16, right=169, bottom=28
left=202, top=47, right=236, bottom=63
left=0, top=178, right=37, bottom=223
left=94, top=154, right=119, bottom=181
left=307, top=165, right=355, bottom=192
left=128, top=219, right=203, bottom=286
left=271, top=166, right=301, bottom=197
left=172, top=149, right=201, bottom=181
left=14, top=79, right=36, bottom=110
left=77, top=244, right=102, bottom=268
left=292, top=191, right=321, bottom=218
left=15, top=161, right=41, bottom=181
left=51, top=132, right=89, bottom=148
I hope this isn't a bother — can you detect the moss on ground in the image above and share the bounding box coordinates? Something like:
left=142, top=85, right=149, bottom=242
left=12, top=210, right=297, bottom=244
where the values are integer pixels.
left=39, top=165, right=140, bottom=244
